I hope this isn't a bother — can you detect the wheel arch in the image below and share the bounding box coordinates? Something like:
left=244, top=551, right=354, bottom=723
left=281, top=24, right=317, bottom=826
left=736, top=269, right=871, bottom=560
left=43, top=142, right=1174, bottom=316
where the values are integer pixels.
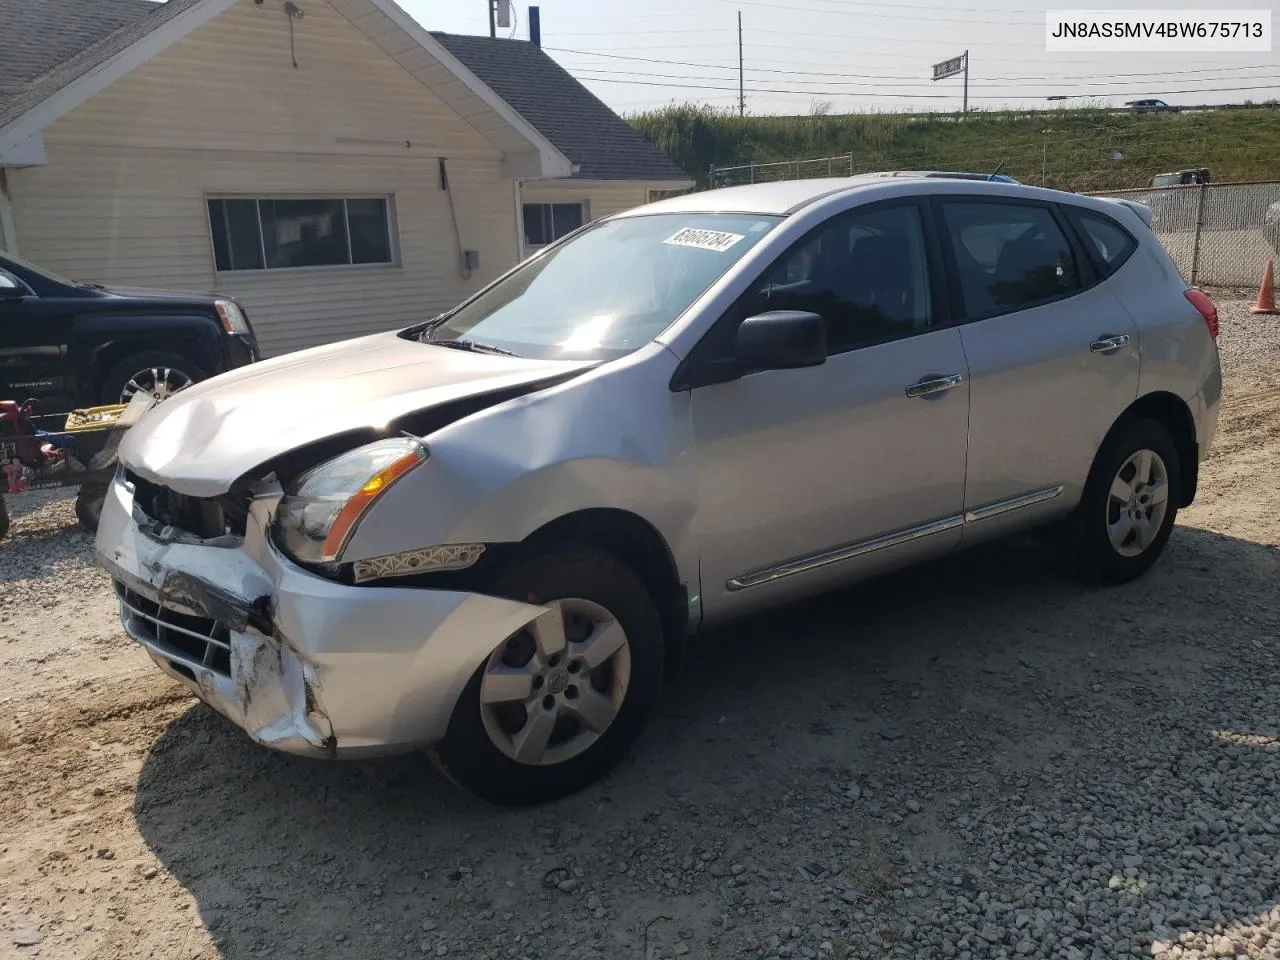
left=521, top=507, right=691, bottom=674
left=1111, top=391, right=1199, bottom=507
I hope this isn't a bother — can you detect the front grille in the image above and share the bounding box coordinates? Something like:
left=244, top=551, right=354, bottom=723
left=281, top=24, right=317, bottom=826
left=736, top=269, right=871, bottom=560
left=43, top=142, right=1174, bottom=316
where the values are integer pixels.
left=115, top=581, right=231, bottom=676
left=125, top=469, right=250, bottom=538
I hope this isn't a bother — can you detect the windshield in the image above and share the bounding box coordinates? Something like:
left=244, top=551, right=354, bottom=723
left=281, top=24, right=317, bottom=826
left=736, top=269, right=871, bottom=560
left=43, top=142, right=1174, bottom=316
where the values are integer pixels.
left=424, top=212, right=781, bottom=361
left=1, top=251, right=79, bottom=287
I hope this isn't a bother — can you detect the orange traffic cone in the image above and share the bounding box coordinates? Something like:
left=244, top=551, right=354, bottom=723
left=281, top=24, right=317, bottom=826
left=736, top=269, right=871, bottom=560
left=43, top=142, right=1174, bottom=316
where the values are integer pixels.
left=1250, top=258, right=1279, bottom=314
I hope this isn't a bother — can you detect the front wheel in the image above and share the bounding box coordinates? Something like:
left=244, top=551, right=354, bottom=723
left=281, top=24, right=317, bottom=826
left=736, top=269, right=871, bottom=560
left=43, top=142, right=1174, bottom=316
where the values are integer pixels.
left=100, top=351, right=206, bottom=405
left=436, top=547, right=664, bottom=806
left=75, top=483, right=108, bottom=534
left=1069, top=417, right=1181, bottom=585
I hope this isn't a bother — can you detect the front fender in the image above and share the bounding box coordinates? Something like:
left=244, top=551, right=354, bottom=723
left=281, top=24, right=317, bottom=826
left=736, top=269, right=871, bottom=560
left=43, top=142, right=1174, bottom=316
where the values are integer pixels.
left=342, top=343, right=698, bottom=587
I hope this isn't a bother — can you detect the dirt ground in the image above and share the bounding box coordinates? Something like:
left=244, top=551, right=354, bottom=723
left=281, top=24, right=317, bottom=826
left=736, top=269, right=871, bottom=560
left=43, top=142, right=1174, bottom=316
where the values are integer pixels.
left=1, top=300, right=1278, bottom=960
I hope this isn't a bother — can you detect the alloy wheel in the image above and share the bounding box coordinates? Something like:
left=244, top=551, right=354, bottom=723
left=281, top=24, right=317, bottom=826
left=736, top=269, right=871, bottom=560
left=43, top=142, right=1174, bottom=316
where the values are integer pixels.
left=479, top=598, right=632, bottom=766
left=119, top=367, right=192, bottom=404
left=1105, top=448, right=1170, bottom=558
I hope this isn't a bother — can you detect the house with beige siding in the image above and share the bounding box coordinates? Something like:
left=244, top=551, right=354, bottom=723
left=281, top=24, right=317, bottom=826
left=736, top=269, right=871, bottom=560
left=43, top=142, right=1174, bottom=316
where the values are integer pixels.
left=0, top=0, right=691, bottom=358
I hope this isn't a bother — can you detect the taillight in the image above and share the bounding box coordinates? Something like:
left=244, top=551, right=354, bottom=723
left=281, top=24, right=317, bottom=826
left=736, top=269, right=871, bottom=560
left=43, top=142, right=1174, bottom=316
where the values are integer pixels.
left=1185, top=288, right=1219, bottom=339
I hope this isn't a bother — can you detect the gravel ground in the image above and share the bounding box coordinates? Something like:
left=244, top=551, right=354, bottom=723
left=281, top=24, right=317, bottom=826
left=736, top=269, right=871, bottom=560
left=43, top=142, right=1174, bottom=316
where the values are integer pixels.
left=1, top=302, right=1278, bottom=960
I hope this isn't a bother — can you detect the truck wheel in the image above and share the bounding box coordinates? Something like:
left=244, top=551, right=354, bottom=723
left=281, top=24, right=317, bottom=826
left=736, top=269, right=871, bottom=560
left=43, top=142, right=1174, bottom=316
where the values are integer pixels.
left=75, top=483, right=108, bottom=534
left=101, top=351, right=206, bottom=405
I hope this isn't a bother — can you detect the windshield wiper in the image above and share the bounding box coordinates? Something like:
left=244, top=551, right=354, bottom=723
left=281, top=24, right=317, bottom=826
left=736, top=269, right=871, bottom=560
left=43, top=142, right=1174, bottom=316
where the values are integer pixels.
left=429, top=338, right=520, bottom=358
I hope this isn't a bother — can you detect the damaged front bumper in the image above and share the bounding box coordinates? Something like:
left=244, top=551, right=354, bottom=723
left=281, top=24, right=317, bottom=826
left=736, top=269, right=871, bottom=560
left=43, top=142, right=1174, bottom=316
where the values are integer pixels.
left=95, top=475, right=546, bottom=759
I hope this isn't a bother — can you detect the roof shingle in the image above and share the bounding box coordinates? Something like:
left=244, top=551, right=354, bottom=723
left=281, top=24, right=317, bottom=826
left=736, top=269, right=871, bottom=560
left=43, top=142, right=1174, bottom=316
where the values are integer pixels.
left=0, top=0, right=205, bottom=129
left=432, top=32, right=690, bottom=183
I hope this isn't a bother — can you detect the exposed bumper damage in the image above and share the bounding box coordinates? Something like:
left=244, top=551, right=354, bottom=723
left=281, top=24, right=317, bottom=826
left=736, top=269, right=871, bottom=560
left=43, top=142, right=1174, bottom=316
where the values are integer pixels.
left=96, top=477, right=548, bottom=760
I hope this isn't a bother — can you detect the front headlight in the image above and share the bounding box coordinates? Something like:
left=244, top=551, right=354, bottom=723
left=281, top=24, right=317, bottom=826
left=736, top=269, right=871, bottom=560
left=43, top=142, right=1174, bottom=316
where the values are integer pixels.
left=273, top=437, right=427, bottom=564
left=214, top=299, right=250, bottom=336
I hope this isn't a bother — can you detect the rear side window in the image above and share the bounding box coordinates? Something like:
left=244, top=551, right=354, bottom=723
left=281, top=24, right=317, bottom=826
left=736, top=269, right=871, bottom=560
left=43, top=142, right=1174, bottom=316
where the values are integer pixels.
left=941, top=201, right=1081, bottom=319
left=1075, top=212, right=1137, bottom=277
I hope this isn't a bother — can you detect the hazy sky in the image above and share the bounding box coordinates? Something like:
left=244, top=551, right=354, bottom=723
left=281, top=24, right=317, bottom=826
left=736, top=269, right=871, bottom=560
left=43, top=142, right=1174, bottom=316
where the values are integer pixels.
left=401, top=0, right=1280, bottom=116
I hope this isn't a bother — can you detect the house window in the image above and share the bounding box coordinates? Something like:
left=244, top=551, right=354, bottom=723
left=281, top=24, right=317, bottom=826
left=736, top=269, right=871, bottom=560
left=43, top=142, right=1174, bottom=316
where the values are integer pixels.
left=523, top=202, right=584, bottom=247
left=207, top=196, right=395, bottom=272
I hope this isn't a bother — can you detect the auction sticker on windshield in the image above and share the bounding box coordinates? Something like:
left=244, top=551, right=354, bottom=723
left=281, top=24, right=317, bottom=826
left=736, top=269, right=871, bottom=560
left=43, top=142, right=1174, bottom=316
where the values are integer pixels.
left=664, top=227, right=745, bottom=252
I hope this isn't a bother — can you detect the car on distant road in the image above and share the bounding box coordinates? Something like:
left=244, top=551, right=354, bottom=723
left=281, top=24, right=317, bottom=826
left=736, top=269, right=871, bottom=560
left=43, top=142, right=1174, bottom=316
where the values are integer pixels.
left=1126, top=99, right=1172, bottom=112
left=0, top=252, right=259, bottom=413
left=97, top=176, right=1222, bottom=806
left=1150, top=168, right=1210, bottom=189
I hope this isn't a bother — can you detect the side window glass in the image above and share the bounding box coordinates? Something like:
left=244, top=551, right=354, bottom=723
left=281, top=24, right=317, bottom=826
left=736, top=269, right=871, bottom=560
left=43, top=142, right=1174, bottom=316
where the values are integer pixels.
left=745, top=205, right=933, bottom=353
left=1077, top=212, right=1137, bottom=276
left=941, top=202, right=1081, bottom=318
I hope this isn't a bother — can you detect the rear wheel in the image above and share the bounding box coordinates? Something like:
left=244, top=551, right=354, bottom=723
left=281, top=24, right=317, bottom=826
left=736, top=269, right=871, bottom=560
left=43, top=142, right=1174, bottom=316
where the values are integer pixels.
left=101, top=351, right=205, bottom=405
left=1069, top=417, right=1181, bottom=585
left=436, top=547, right=664, bottom=806
left=0, top=497, right=9, bottom=541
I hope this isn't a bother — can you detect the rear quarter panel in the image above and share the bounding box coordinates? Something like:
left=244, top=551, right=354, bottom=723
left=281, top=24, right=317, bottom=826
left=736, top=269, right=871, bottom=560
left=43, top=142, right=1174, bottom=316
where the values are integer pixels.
left=1108, top=227, right=1222, bottom=455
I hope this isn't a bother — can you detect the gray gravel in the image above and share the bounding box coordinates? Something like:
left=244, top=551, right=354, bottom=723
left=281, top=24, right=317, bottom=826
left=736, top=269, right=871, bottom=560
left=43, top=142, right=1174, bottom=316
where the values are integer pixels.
left=1213, top=295, right=1280, bottom=397
left=1, top=305, right=1279, bottom=960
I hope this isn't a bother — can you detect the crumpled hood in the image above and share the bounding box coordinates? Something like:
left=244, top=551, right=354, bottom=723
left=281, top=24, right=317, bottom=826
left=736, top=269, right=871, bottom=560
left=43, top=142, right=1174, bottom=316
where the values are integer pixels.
left=119, top=331, right=594, bottom=497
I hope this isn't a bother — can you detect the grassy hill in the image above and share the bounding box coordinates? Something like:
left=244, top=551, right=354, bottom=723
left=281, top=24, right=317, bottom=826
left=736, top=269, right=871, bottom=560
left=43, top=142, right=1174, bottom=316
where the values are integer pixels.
left=629, top=104, right=1280, bottom=192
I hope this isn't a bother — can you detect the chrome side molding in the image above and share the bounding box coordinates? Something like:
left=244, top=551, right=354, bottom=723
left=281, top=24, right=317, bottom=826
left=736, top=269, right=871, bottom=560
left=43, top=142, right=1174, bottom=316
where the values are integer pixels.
left=727, top=485, right=1065, bottom=591
left=963, top=485, right=1064, bottom=523
left=727, top=514, right=965, bottom=591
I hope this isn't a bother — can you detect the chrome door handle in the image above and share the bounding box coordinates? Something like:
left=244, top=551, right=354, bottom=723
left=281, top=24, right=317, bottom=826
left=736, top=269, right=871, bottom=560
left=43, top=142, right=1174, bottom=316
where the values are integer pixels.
left=905, top=373, right=965, bottom=398
left=1089, top=334, right=1130, bottom=354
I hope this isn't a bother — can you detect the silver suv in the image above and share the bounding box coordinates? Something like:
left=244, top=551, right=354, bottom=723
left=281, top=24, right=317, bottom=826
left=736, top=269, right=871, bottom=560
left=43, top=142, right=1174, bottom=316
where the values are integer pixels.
left=96, top=176, right=1222, bottom=805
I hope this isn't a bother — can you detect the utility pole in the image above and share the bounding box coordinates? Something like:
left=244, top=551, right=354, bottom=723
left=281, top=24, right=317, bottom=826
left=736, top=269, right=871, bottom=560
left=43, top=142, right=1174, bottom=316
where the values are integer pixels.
left=963, top=50, right=969, bottom=114
left=738, top=11, right=745, bottom=117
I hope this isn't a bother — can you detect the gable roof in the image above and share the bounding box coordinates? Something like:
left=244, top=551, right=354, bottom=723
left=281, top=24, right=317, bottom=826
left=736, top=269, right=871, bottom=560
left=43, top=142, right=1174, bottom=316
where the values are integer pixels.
left=0, top=0, right=204, bottom=129
left=431, top=33, right=691, bottom=184
left=0, top=0, right=571, bottom=178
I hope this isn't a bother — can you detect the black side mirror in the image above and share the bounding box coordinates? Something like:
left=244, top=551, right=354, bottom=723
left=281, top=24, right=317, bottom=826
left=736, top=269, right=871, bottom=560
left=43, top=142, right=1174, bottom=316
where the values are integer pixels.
left=0, top=273, right=26, bottom=300
left=735, top=310, right=827, bottom=371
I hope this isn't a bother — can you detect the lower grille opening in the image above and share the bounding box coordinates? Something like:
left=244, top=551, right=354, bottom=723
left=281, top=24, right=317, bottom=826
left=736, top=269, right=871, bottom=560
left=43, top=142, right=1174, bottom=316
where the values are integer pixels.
left=115, top=581, right=231, bottom=676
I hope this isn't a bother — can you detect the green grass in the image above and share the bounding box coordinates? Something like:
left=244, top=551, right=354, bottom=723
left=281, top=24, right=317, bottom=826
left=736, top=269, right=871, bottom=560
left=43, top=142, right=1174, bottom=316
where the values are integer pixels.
left=629, top=103, right=1280, bottom=192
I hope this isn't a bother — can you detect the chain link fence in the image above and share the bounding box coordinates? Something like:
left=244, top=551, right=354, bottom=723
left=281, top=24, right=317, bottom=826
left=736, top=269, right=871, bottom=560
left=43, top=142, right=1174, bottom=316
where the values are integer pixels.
left=709, top=154, right=855, bottom=188
left=1087, top=181, right=1280, bottom=287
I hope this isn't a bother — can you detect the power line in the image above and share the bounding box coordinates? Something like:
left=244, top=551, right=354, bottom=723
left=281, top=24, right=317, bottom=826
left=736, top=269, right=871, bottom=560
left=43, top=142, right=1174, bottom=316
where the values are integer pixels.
left=716, top=0, right=1041, bottom=26
left=549, top=47, right=1280, bottom=84
left=578, top=74, right=1280, bottom=100
left=569, top=63, right=1280, bottom=93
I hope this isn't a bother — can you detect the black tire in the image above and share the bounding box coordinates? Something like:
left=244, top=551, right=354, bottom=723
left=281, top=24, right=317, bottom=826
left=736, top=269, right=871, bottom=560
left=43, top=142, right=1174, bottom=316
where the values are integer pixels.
left=100, top=351, right=207, bottom=405
left=1069, top=416, right=1181, bottom=585
left=0, top=497, right=9, bottom=541
left=75, top=483, right=108, bottom=534
left=436, top=547, right=664, bottom=806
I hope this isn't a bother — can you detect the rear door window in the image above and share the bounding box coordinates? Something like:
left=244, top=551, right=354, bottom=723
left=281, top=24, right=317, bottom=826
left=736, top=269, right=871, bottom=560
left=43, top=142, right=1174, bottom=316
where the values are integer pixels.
left=940, top=201, right=1082, bottom=319
left=1073, top=211, right=1137, bottom=277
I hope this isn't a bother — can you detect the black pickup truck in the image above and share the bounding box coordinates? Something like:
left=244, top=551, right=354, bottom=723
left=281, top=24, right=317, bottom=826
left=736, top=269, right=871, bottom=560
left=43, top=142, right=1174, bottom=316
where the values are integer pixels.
left=0, top=251, right=259, bottom=413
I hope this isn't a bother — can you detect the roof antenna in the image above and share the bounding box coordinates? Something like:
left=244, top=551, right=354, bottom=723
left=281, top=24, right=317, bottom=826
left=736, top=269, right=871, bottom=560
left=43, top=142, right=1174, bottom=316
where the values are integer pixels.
left=987, top=160, right=1007, bottom=182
